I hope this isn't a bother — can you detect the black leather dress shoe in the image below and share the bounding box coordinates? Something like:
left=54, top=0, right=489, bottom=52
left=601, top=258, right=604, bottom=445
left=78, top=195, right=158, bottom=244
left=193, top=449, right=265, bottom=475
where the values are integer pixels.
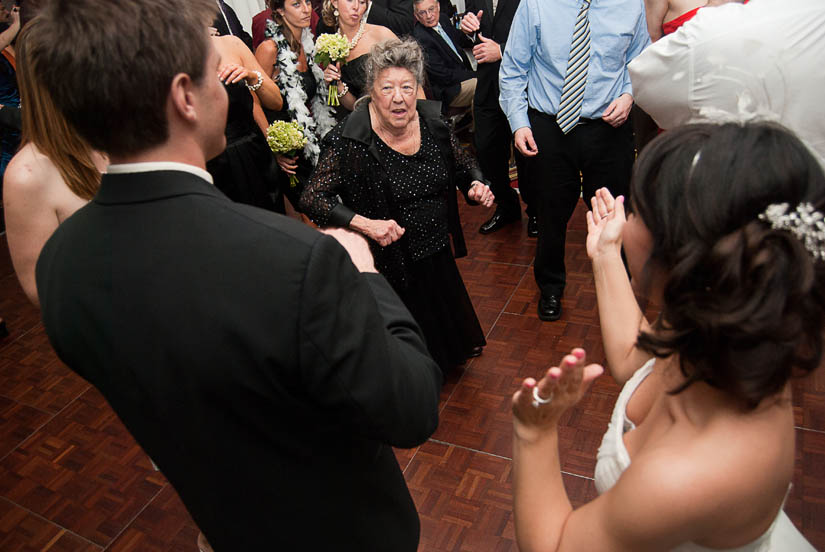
left=537, top=294, right=562, bottom=321
left=468, top=346, right=483, bottom=358
left=479, top=211, right=520, bottom=234
left=527, top=216, right=538, bottom=237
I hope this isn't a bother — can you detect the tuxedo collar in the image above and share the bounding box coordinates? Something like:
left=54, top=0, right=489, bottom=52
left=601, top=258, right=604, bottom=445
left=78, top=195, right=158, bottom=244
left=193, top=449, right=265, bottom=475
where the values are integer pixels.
left=94, top=170, right=227, bottom=205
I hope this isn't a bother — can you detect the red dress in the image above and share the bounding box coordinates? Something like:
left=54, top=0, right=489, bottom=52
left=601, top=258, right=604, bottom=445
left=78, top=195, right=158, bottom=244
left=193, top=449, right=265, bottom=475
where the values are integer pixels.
left=662, top=6, right=701, bottom=35
left=662, top=1, right=750, bottom=35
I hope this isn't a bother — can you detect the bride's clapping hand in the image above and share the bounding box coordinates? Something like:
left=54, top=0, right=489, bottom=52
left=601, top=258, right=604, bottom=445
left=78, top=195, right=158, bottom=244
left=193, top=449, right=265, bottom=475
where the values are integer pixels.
left=586, top=187, right=626, bottom=261
left=512, top=348, right=603, bottom=441
left=218, top=63, right=249, bottom=84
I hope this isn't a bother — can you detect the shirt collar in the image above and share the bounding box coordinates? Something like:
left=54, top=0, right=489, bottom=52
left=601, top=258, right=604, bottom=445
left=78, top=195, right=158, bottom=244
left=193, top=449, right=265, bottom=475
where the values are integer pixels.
left=106, top=161, right=214, bottom=185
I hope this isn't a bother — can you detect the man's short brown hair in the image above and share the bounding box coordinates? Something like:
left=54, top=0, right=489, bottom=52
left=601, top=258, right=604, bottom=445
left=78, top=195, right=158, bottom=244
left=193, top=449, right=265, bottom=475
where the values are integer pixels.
left=21, top=0, right=216, bottom=157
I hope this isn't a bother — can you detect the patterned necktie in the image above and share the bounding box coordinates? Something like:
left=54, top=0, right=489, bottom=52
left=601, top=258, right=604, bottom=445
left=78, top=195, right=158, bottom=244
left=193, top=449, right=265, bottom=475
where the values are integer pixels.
left=557, top=0, right=592, bottom=134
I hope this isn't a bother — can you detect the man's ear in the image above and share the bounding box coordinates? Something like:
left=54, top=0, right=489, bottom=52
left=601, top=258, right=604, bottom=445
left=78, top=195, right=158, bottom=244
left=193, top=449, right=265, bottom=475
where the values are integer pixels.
left=168, top=73, right=198, bottom=124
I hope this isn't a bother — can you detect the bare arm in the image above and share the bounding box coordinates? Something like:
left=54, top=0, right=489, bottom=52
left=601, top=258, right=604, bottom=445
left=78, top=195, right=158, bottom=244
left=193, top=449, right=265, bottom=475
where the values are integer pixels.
left=512, top=349, right=728, bottom=551
left=0, top=7, right=20, bottom=51
left=3, top=149, right=86, bottom=307
left=225, top=35, right=283, bottom=111
left=585, top=188, right=653, bottom=385
left=251, top=94, right=269, bottom=134
left=645, top=0, right=667, bottom=42
left=254, top=38, right=279, bottom=80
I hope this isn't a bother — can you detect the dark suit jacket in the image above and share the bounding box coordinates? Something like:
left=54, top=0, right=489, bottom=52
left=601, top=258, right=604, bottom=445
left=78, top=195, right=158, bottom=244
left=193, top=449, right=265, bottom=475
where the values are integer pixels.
left=367, top=0, right=415, bottom=36
left=413, top=15, right=475, bottom=107
left=36, top=170, right=442, bottom=551
left=464, top=0, right=521, bottom=107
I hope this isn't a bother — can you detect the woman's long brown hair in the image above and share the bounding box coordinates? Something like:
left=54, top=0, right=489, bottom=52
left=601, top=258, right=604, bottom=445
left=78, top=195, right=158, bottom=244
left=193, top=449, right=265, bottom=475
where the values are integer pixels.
left=16, top=22, right=100, bottom=201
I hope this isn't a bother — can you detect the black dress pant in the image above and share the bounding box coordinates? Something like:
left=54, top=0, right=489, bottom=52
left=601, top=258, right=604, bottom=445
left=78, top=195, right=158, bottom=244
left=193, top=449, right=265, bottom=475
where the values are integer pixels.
left=474, top=102, right=534, bottom=217
left=529, top=108, right=634, bottom=297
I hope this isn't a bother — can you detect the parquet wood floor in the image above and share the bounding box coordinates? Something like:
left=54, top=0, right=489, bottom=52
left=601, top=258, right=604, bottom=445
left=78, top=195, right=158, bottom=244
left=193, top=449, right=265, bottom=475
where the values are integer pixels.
left=1, top=197, right=824, bottom=551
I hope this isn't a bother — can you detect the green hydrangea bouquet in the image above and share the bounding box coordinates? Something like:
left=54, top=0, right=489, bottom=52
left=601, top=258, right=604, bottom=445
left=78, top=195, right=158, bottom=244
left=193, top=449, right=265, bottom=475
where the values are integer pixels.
left=266, top=120, right=308, bottom=188
left=314, top=33, right=351, bottom=106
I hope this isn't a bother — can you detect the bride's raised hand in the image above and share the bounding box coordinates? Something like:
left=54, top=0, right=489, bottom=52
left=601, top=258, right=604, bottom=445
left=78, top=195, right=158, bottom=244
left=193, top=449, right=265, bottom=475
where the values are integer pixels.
left=586, top=187, right=626, bottom=261
left=512, top=348, right=603, bottom=441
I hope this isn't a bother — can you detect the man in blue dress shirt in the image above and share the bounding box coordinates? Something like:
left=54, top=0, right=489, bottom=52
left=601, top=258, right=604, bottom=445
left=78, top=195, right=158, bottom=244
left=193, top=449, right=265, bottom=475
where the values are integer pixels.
left=500, top=0, right=649, bottom=321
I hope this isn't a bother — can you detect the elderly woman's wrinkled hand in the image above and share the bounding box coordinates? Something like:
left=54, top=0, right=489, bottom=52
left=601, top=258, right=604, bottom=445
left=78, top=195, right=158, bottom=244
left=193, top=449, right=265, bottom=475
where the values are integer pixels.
left=585, top=187, right=626, bottom=261
left=468, top=181, right=494, bottom=207
left=365, top=219, right=405, bottom=247
left=512, top=348, right=603, bottom=441
left=219, top=63, right=249, bottom=84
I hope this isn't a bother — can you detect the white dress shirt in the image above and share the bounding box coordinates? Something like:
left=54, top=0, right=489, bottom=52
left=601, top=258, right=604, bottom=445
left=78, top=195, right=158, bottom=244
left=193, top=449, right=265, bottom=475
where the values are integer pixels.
left=629, top=0, right=825, bottom=167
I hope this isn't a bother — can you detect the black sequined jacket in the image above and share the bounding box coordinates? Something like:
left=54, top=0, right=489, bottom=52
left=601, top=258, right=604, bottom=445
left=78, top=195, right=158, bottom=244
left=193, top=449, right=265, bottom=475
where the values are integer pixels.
left=300, top=99, right=486, bottom=289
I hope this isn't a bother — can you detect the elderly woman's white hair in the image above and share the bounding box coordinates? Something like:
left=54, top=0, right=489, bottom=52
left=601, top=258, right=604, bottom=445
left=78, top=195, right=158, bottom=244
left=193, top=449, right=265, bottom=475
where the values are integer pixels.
left=364, top=37, right=426, bottom=92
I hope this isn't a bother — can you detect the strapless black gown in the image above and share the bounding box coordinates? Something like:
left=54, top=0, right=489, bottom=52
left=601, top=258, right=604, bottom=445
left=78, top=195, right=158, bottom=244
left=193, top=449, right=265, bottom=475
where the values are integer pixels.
left=207, top=81, right=284, bottom=212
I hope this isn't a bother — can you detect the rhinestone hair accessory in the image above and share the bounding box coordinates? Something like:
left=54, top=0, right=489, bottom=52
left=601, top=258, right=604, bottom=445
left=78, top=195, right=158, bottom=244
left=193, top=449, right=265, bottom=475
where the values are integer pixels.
left=758, top=202, right=825, bottom=261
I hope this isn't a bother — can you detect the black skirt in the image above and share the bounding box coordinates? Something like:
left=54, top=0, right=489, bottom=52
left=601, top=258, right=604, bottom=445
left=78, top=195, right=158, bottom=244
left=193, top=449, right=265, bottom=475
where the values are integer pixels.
left=395, top=247, right=486, bottom=375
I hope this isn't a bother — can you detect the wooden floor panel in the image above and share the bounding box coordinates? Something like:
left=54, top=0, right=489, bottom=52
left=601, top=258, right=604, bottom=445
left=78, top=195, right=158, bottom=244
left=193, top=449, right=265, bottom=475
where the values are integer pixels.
left=1, top=196, right=824, bottom=550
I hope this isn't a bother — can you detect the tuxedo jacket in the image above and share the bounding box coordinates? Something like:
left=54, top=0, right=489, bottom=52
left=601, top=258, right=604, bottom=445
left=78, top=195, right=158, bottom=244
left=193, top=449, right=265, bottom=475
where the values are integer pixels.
left=413, top=15, right=475, bottom=106
left=368, top=0, right=415, bottom=36
left=464, top=0, right=521, bottom=108
left=36, top=170, right=442, bottom=551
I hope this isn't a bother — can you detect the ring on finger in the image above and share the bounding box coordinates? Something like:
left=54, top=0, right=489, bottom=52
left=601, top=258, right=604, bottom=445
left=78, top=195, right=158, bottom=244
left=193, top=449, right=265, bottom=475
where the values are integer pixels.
left=532, top=386, right=553, bottom=408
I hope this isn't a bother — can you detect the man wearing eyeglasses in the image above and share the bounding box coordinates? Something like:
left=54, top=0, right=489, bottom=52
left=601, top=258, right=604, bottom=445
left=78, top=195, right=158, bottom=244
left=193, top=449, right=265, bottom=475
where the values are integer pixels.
left=412, top=0, right=476, bottom=111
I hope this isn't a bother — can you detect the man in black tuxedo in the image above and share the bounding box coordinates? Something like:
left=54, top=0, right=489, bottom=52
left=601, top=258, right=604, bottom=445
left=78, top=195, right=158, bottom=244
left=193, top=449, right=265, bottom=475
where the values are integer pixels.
left=365, top=0, right=415, bottom=35
left=413, top=0, right=476, bottom=109
left=460, top=0, right=535, bottom=236
left=30, top=0, right=441, bottom=550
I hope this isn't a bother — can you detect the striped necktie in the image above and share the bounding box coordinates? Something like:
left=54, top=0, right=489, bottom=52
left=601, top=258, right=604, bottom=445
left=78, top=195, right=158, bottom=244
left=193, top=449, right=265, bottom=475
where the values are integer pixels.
left=557, top=0, right=592, bottom=134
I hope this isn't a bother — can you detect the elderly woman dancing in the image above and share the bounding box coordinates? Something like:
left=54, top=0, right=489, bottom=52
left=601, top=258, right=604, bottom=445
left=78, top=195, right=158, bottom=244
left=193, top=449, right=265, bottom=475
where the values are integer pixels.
left=511, top=123, right=821, bottom=551
left=301, top=38, right=494, bottom=375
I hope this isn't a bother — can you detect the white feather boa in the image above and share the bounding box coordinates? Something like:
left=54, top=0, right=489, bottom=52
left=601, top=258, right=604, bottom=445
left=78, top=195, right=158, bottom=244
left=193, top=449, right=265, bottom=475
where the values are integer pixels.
left=265, top=20, right=337, bottom=165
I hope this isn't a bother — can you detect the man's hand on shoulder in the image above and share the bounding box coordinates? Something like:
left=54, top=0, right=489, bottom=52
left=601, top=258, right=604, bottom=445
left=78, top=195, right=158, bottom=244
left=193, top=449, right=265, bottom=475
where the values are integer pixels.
left=321, top=228, right=378, bottom=273
left=602, top=93, right=633, bottom=127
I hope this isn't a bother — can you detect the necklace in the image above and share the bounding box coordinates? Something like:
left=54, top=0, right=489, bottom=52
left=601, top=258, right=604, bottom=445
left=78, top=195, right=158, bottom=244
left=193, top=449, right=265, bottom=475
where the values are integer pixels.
left=341, top=19, right=367, bottom=51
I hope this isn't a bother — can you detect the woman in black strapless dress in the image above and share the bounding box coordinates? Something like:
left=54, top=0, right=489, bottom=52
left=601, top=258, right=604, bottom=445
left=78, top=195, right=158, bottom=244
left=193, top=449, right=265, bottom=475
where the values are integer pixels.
left=206, top=34, right=287, bottom=212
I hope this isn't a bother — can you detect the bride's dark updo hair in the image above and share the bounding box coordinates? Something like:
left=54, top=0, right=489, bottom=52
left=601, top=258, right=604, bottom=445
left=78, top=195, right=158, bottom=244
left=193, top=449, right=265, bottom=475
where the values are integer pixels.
left=631, top=122, right=825, bottom=409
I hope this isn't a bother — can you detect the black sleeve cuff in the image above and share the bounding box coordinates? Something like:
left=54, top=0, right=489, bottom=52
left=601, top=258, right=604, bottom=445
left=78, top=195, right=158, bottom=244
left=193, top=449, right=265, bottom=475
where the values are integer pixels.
left=328, top=203, right=357, bottom=228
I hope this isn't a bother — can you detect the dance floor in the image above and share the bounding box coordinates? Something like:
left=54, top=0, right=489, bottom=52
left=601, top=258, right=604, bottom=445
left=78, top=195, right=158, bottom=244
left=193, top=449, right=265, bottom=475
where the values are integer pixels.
left=0, top=198, right=823, bottom=550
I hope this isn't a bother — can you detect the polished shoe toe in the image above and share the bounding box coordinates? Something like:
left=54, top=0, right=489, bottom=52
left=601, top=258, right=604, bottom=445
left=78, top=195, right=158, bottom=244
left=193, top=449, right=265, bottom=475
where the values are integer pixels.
left=468, top=345, right=483, bottom=358
left=479, top=211, right=520, bottom=234
left=537, top=294, right=562, bottom=321
left=527, top=216, right=538, bottom=238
